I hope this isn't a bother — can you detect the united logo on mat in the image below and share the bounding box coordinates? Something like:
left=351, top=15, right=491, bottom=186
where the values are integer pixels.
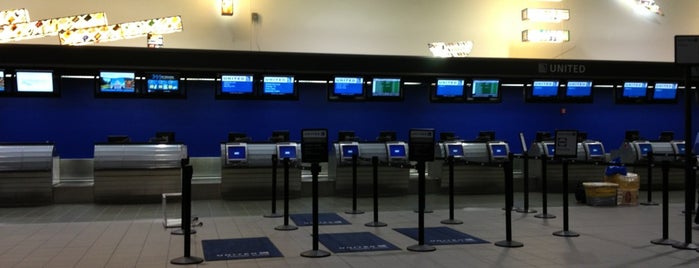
left=289, top=212, right=350, bottom=226
left=393, top=226, right=489, bottom=245
left=201, top=237, right=283, bottom=261
left=318, top=232, right=401, bottom=253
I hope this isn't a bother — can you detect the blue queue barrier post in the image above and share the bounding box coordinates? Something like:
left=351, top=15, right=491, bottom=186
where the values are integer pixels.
left=264, top=154, right=282, bottom=218
left=170, top=161, right=204, bottom=265
left=441, top=156, right=463, bottom=225
left=407, top=160, right=436, bottom=252
left=301, top=162, right=332, bottom=258
left=275, top=158, right=298, bottom=231
left=535, top=154, right=556, bottom=219
left=641, top=153, right=659, bottom=206
left=516, top=153, right=537, bottom=214
left=651, top=160, right=678, bottom=246
left=495, top=154, right=524, bottom=248
left=553, top=160, right=579, bottom=237
left=365, top=156, right=387, bottom=227
left=345, top=154, right=364, bottom=215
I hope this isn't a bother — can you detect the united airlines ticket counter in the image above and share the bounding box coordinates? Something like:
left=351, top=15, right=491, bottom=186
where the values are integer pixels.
left=615, top=131, right=686, bottom=189
left=330, top=141, right=411, bottom=196
left=220, top=142, right=302, bottom=200
left=528, top=136, right=608, bottom=192
left=93, top=143, right=187, bottom=203
left=429, top=140, right=511, bottom=193
left=0, top=143, right=56, bottom=206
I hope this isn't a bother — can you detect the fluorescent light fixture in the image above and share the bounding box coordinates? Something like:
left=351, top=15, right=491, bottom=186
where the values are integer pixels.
left=59, top=16, right=183, bottom=45
left=0, top=12, right=107, bottom=43
left=522, top=29, right=570, bottom=43
left=221, top=0, right=234, bottom=16
left=428, top=40, right=473, bottom=57
left=522, top=8, right=570, bottom=23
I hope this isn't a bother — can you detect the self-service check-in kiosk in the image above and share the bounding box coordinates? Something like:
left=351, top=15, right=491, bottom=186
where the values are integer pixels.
left=0, top=143, right=56, bottom=206
left=93, top=142, right=187, bottom=203
left=220, top=140, right=302, bottom=200
left=528, top=132, right=608, bottom=192
left=615, top=131, right=685, bottom=189
left=429, top=133, right=511, bottom=194
left=331, top=136, right=411, bottom=196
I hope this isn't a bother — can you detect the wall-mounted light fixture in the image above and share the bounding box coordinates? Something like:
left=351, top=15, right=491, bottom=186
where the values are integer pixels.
left=221, top=0, right=234, bottom=16
left=522, top=8, right=570, bottom=23
left=522, top=29, right=569, bottom=43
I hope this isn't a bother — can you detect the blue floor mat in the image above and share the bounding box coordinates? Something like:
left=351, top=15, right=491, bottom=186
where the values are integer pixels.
left=318, top=232, right=400, bottom=253
left=201, top=237, right=283, bottom=261
left=289, top=212, right=350, bottom=226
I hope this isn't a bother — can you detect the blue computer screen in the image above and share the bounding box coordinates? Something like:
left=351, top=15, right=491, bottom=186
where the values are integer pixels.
left=532, top=81, right=559, bottom=97
left=490, top=144, right=508, bottom=157
left=676, top=143, right=685, bottom=154
left=637, top=143, right=652, bottom=156
left=341, top=144, right=359, bottom=159
left=447, top=144, right=464, bottom=157
left=652, top=82, right=677, bottom=100
left=221, top=74, right=254, bottom=94
left=587, top=144, right=603, bottom=157
left=546, top=144, right=555, bottom=156
left=227, top=146, right=246, bottom=160
left=333, top=77, right=364, bottom=96
left=388, top=144, right=406, bottom=157
left=622, top=82, right=648, bottom=98
left=565, top=81, right=592, bottom=97
left=278, top=145, right=297, bottom=159
left=436, top=79, right=465, bottom=97
left=99, top=71, right=136, bottom=93
left=146, top=73, right=179, bottom=93
left=262, top=76, right=295, bottom=95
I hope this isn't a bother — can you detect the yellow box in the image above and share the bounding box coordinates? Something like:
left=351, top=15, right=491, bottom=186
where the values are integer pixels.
left=604, top=172, right=640, bottom=190
left=583, top=182, right=618, bottom=206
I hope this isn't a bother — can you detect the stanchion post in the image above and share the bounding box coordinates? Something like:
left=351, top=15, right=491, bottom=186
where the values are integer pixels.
left=535, top=154, right=555, bottom=219
left=517, top=152, right=537, bottom=213
left=553, top=160, right=579, bottom=237
left=170, top=163, right=204, bottom=265
left=265, top=154, right=282, bottom=218
left=301, top=162, right=331, bottom=258
left=366, top=156, right=387, bottom=227
left=641, top=152, right=659, bottom=206
left=651, top=161, right=678, bottom=245
left=495, top=154, right=524, bottom=248
left=407, top=160, right=436, bottom=252
left=275, top=158, right=297, bottom=231
left=346, top=154, right=364, bottom=214
left=441, top=155, right=463, bottom=224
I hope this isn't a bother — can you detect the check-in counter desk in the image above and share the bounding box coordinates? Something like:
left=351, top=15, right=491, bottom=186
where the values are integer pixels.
left=428, top=141, right=510, bottom=194
left=0, top=143, right=55, bottom=206
left=220, top=142, right=302, bottom=200
left=528, top=140, right=608, bottom=192
left=616, top=140, right=685, bottom=189
left=93, top=143, right=186, bottom=203
left=330, top=141, right=410, bottom=196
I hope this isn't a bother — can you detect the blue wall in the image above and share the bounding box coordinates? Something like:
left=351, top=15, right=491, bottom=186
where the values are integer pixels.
left=0, top=78, right=695, bottom=158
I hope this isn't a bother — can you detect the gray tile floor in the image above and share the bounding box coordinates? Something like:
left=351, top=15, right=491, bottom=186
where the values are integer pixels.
left=1, top=192, right=698, bottom=267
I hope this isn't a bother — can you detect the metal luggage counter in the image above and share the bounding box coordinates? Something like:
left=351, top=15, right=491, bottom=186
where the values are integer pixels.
left=93, top=143, right=187, bottom=203
left=429, top=141, right=511, bottom=194
left=0, top=143, right=55, bottom=206
left=220, top=142, right=302, bottom=200
left=330, top=141, right=411, bottom=196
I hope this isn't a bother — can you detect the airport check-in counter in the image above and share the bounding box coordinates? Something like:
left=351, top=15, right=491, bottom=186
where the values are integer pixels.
left=616, top=140, right=685, bottom=189
left=93, top=143, right=187, bottom=203
left=220, top=142, right=302, bottom=200
left=428, top=141, right=511, bottom=194
left=528, top=140, right=608, bottom=192
left=330, top=141, right=411, bottom=196
left=0, top=143, right=55, bottom=206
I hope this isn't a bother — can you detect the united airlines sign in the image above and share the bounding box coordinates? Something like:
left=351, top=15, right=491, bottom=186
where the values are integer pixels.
left=538, top=63, right=587, bottom=74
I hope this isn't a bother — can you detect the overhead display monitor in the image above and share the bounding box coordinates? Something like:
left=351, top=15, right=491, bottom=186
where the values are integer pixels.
left=277, top=144, right=297, bottom=160
left=369, top=77, right=402, bottom=100
left=226, top=144, right=248, bottom=163
left=387, top=143, right=407, bottom=159
left=340, top=143, right=360, bottom=160
left=651, top=82, right=678, bottom=103
left=446, top=143, right=464, bottom=158
left=96, top=71, right=137, bottom=97
left=261, top=75, right=297, bottom=99
left=216, top=74, right=256, bottom=99
left=563, top=81, right=593, bottom=103
left=526, top=80, right=559, bottom=102
left=617, top=81, right=648, bottom=103
left=0, top=70, right=5, bottom=93
left=431, top=78, right=466, bottom=102
left=15, top=70, right=59, bottom=96
left=145, top=72, right=184, bottom=97
left=329, top=76, right=365, bottom=101
left=469, top=79, right=500, bottom=102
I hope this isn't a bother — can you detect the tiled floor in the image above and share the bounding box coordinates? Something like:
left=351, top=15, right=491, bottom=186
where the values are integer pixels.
left=1, top=192, right=698, bottom=268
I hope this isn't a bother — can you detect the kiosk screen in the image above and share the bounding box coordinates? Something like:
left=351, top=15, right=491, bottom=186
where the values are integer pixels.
left=446, top=144, right=464, bottom=157
left=676, top=143, right=685, bottom=154
left=545, top=144, right=556, bottom=157
left=277, top=145, right=297, bottom=160
left=388, top=144, right=407, bottom=158
left=587, top=144, right=604, bottom=157
left=226, top=145, right=247, bottom=162
left=340, top=144, right=359, bottom=160
left=490, top=144, right=508, bottom=158
left=637, top=143, right=652, bottom=157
